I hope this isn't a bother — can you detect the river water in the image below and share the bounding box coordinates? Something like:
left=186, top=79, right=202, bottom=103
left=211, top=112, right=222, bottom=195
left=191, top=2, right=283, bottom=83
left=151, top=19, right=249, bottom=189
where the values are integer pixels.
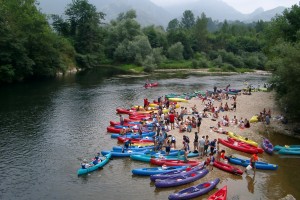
left=0, top=68, right=299, bottom=200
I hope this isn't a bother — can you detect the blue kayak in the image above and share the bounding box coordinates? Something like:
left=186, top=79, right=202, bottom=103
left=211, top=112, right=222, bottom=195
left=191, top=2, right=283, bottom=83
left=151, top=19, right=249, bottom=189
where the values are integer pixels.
left=111, top=131, right=155, bottom=139
left=101, top=150, right=147, bottom=157
left=130, top=152, right=198, bottom=163
left=278, top=148, right=300, bottom=155
left=132, top=166, right=187, bottom=176
left=262, top=138, right=274, bottom=154
left=113, top=145, right=154, bottom=151
left=228, top=157, right=278, bottom=170
left=77, top=153, right=112, bottom=176
left=274, top=145, right=300, bottom=151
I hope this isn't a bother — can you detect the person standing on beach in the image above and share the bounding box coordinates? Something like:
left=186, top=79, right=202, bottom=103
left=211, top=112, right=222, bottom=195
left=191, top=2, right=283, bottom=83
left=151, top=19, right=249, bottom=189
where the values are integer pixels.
left=214, top=86, right=217, bottom=93
left=198, top=136, right=205, bottom=159
left=204, top=135, right=210, bottom=156
left=197, top=115, right=202, bottom=133
left=193, top=132, right=199, bottom=152
left=247, top=153, right=259, bottom=174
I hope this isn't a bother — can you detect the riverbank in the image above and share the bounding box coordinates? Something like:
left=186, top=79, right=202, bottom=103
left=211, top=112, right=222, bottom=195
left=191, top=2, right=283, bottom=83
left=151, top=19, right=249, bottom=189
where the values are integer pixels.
left=166, top=91, right=299, bottom=151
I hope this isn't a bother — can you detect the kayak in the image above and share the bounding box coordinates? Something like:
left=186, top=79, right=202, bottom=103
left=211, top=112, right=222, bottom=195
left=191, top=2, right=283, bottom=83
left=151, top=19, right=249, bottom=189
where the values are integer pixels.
left=144, top=82, right=158, bottom=88
left=113, top=145, right=154, bottom=151
left=116, top=108, right=133, bottom=114
left=227, top=137, right=264, bottom=153
left=130, top=152, right=198, bottom=163
left=168, top=98, right=188, bottom=103
left=278, top=148, right=300, bottom=155
left=110, top=131, right=155, bottom=139
left=132, top=166, right=186, bottom=176
left=150, top=164, right=205, bottom=181
left=262, top=138, right=274, bottom=154
left=227, top=156, right=278, bottom=170
left=227, top=131, right=258, bottom=147
left=77, top=153, right=112, bottom=176
left=150, top=158, right=201, bottom=167
left=218, top=138, right=263, bottom=154
left=213, top=161, right=243, bottom=175
left=101, top=149, right=147, bottom=157
left=168, top=178, right=220, bottom=200
left=207, top=185, right=227, bottom=200
left=250, top=115, right=259, bottom=123
left=274, top=145, right=300, bottom=151
left=155, top=168, right=209, bottom=188
left=117, top=136, right=153, bottom=143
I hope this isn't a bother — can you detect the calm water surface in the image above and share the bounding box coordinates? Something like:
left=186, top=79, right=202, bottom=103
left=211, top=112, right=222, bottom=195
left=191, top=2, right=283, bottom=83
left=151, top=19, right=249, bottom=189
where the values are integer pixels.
left=0, top=69, right=299, bottom=200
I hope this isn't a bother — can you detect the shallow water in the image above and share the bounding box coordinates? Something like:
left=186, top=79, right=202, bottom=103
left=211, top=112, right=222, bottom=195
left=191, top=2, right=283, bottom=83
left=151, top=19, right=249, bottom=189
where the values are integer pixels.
left=0, top=70, right=299, bottom=200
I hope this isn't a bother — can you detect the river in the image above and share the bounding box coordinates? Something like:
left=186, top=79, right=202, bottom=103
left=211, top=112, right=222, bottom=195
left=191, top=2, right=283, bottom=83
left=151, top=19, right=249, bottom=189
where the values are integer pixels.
left=0, top=68, right=299, bottom=200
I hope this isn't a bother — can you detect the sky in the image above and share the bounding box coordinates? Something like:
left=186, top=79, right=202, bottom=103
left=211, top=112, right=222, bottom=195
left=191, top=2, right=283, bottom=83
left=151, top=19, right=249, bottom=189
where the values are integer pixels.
left=151, top=0, right=299, bottom=13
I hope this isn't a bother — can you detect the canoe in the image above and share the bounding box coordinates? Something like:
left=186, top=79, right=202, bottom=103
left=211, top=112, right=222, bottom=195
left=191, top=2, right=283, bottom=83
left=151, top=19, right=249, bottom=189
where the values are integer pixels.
left=218, top=138, right=263, bottom=154
left=77, top=153, right=111, bottom=176
left=113, top=145, right=154, bottom=151
left=116, top=108, right=133, bottom=114
left=132, top=166, right=186, bottom=176
left=168, top=178, right=220, bottom=200
left=150, top=158, right=201, bottom=167
left=227, top=157, right=278, bottom=170
left=213, top=161, right=243, bottom=175
left=117, top=136, right=153, bottom=143
left=168, top=98, right=188, bottom=103
left=227, top=131, right=258, bottom=147
left=101, top=149, right=147, bottom=157
left=207, top=185, right=227, bottom=200
left=274, top=145, right=300, bottom=151
left=110, top=131, right=155, bottom=139
left=130, top=152, right=198, bottom=163
left=155, top=168, right=209, bottom=188
left=278, top=148, right=300, bottom=155
left=227, top=137, right=264, bottom=153
left=145, top=82, right=158, bottom=88
left=150, top=164, right=205, bottom=181
left=262, top=138, right=274, bottom=154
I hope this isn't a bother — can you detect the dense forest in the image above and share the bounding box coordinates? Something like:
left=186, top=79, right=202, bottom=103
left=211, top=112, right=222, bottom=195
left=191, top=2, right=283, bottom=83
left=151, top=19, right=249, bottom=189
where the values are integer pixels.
left=0, top=0, right=299, bottom=119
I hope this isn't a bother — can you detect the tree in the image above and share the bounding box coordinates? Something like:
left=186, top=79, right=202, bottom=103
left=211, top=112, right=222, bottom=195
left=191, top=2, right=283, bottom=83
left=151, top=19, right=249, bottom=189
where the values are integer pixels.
left=192, top=13, right=209, bottom=52
left=168, top=42, right=184, bottom=60
left=181, top=10, right=195, bottom=29
left=167, top=18, right=180, bottom=32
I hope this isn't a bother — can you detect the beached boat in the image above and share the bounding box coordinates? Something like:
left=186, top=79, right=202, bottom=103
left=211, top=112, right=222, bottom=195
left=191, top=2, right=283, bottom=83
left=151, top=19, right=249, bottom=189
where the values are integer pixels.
left=150, top=158, right=200, bottom=167
left=227, top=156, right=278, bottom=170
left=213, top=160, right=243, bottom=175
left=168, top=178, right=220, bottom=200
left=278, top=148, right=300, bottom=155
left=112, top=145, right=154, bottom=151
left=110, top=131, right=155, bottom=139
left=132, top=166, right=186, bottom=176
left=207, top=185, right=227, bottom=200
left=274, top=145, right=300, bottom=151
left=130, top=152, right=198, bottom=163
left=227, top=131, right=258, bottom=147
left=101, top=149, right=147, bottom=157
left=117, top=136, right=153, bottom=143
left=168, top=98, right=188, bottom=103
left=155, top=169, right=209, bottom=188
left=262, top=138, right=274, bottom=154
left=77, top=153, right=111, bottom=176
left=150, top=164, right=204, bottom=181
left=218, top=138, right=263, bottom=154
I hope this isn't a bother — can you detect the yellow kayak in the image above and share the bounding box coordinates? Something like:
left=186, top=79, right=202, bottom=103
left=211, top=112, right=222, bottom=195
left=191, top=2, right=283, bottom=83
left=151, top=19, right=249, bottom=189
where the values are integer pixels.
left=227, top=131, right=258, bottom=147
left=131, top=143, right=154, bottom=147
left=168, top=98, right=188, bottom=103
left=250, top=116, right=258, bottom=123
left=148, top=103, right=180, bottom=108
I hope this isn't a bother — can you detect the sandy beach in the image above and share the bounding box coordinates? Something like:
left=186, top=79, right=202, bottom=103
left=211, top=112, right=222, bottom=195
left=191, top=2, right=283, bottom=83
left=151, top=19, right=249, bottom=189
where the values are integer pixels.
left=166, top=91, right=287, bottom=152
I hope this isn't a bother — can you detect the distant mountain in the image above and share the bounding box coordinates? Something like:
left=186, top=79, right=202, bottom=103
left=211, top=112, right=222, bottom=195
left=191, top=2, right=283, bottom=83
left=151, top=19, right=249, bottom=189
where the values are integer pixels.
left=38, top=0, right=286, bottom=27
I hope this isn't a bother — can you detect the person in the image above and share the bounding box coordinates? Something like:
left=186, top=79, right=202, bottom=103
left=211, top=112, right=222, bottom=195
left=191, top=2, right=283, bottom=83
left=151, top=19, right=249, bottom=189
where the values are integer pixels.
left=138, top=122, right=143, bottom=138
left=93, top=152, right=101, bottom=165
left=81, top=159, right=90, bottom=169
left=210, top=139, right=217, bottom=154
left=247, top=153, right=259, bottom=173
left=220, top=150, right=226, bottom=161
left=120, top=127, right=126, bottom=135
left=213, top=86, right=217, bottom=93
left=165, top=140, right=171, bottom=155
left=122, top=139, right=132, bottom=152
left=169, top=112, right=175, bottom=130
left=182, top=140, right=189, bottom=162
left=120, top=114, right=124, bottom=125
left=198, top=136, right=205, bottom=159
left=197, top=116, right=202, bottom=133
left=206, top=152, right=215, bottom=171
left=193, top=132, right=199, bottom=152
left=265, top=114, right=270, bottom=125
left=171, top=135, right=176, bottom=149
left=245, top=118, right=250, bottom=128
left=204, top=135, right=210, bottom=156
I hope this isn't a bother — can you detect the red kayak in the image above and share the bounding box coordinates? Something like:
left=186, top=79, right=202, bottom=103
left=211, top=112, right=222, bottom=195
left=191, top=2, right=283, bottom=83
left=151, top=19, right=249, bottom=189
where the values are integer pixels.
left=227, top=137, right=264, bottom=153
left=107, top=126, right=139, bottom=133
left=213, top=161, right=243, bottom=175
left=116, top=108, right=134, bottom=114
left=117, top=136, right=154, bottom=143
left=218, top=138, right=263, bottom=154
left=150, top=158, right=200, bottom=167
left=144, top=82, right=158, bottom=88
left=207, top=185, right=227, bottom=200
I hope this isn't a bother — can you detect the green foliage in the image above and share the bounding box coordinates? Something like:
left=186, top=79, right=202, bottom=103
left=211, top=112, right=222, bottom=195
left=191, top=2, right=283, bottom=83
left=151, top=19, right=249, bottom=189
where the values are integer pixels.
left=143, top=55, right=157, bottom=72
left=181, top=10, right=195, bottom=29
left=167, top=42, right=184, bottom=60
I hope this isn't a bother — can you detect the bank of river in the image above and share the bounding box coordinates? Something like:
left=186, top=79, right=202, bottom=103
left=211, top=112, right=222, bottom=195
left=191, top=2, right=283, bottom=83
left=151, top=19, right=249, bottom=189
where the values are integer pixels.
left=0, top=71, right=299, bottom=200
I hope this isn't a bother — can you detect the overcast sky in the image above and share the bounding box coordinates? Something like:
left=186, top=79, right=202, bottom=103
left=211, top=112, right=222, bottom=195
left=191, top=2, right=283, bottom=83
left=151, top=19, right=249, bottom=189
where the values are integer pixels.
left=151, top=0, right=299, bottom=13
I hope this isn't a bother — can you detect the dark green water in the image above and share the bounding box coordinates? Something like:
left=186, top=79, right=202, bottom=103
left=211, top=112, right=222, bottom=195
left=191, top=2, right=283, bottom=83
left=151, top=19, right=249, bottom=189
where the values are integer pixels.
left=0, top=68, right=299, bottom=200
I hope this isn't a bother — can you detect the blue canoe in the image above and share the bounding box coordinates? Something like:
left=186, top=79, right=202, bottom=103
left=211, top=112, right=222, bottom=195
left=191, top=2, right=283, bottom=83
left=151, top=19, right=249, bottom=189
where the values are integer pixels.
left=130, top=152, right=198, bottom=163
left=262, top=138, right=274, bottom=154
left=101, top=149, right=148, bottom=157
left=278, top=148, right=300, bottom=155
left=228, top=157, right=278, bottom=170
left=77, top=153, right=112, bottom=176
left=132, top=166, right=187, bottom=176
left=168, top=178, right=220, bottom=200
left=113, top=145, right=154, bottom=151
left=155, top=168, right=209, bottom=188
left=111, top=131, right=155, bottom=139
left=274, top=145, right=300, bottom=151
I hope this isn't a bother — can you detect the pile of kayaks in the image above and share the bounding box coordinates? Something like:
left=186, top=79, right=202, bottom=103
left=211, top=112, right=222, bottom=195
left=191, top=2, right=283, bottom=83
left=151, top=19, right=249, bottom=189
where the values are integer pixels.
left=274, top=145, right=300, bottom=155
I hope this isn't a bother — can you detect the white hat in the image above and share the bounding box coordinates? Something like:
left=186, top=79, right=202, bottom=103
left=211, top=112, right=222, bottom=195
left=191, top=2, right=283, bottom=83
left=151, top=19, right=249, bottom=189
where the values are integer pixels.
left=123, top=127, right=126, bottom=129
left=83, top=159, right=87, bottom=162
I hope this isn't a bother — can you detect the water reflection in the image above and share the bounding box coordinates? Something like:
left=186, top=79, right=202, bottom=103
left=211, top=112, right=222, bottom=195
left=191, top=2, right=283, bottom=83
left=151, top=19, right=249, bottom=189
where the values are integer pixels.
left=246, top=174, right=256, bottom=193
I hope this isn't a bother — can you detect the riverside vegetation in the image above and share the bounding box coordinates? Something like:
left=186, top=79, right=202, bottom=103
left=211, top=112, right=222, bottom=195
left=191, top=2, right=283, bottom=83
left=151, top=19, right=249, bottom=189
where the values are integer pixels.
left=0, top=0, right=300, bottom=120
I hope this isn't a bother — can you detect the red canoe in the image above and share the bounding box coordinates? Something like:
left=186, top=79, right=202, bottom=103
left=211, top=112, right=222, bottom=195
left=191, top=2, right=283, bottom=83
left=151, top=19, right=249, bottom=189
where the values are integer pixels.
left=213, top=161, right=243, bottom=175
left=227, top=137, right=264, bottom=153
left=150, top=158, right=200, bottom=167
left=218, top=138, right=263, bottom=154
left=207, top=185, right=227, bottom=200
left=144, top=82, right=158, bottom=88
left=117, top=136, right=154, bottom=143
left=107, top=126, right=139, bottom=133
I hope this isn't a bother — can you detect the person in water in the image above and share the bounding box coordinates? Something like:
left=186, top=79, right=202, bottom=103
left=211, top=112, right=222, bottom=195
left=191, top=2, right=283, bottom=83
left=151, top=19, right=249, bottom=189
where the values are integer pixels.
left=81, top=159, right=90, bottom=169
